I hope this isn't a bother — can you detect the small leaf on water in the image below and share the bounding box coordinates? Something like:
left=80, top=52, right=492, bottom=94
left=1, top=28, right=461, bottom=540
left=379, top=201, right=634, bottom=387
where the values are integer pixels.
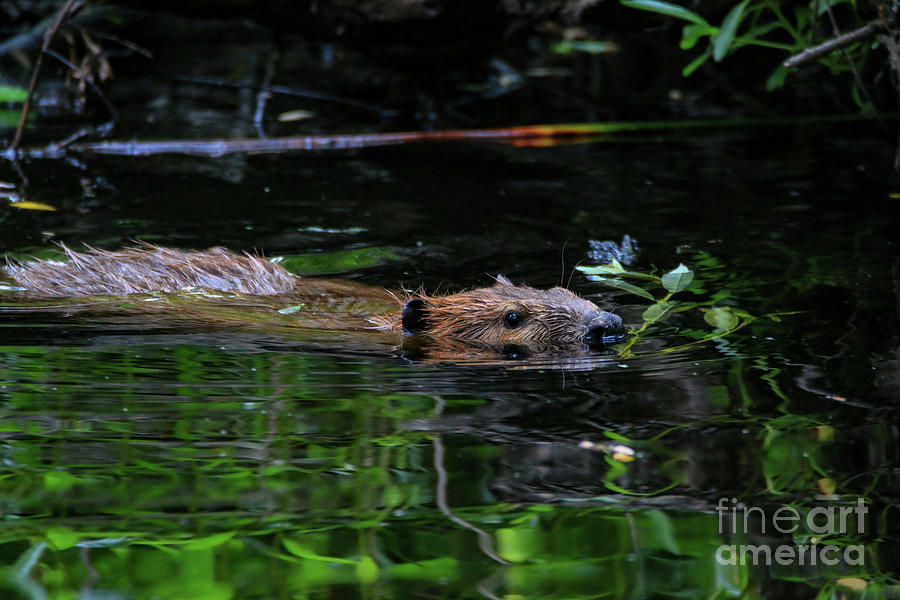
left=589, top=277, right=655, bottom=301
left=642, top=301, right=675, bottom=323
left=278, top=109, right=315, bottom=122
left=551, top=41, right=575, bottom=55
left=817, top=477, right=836, bottom=495
left=661, top=264, right=694, bottom=293
left=10, top=201, right=57, bottom=211
left=277, top=304, right=306, bottom=315
left=702, top=306, right=739, bottom=331
left=0, top=84, right=28, bottom=103
left=280, top=246, right=399, bottom=275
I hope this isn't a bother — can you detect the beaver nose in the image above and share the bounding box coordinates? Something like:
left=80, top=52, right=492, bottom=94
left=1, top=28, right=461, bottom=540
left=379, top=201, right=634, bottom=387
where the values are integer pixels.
left=584, top=310, right=625, bottom=345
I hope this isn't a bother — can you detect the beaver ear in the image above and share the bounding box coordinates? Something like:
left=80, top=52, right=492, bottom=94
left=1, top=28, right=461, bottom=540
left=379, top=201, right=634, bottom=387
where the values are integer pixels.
left=494, top=274, right=514, bottom=287
left=401, top=298, right=432, bottom=334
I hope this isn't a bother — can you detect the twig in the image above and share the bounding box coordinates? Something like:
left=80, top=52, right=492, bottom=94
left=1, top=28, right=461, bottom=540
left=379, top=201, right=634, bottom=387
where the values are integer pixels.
left=783, top=20, right=884, bottom=68
left=823, top=6, right=877, bottom=114
left=77, top=27, right=152, bottom=59
left=49, top=127, right=91, bottom=151
left=9, top=0, right=85, bottom=153
left=44, top=48, right=117, bottom=121
left=254, top=45, right=280, bottom=136
left=433, top=401, right=511, bottom=566
left=176, top=75, right=396, bottom=117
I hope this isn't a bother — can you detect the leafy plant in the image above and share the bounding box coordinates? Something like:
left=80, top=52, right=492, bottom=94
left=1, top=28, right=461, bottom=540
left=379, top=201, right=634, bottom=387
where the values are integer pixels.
left=621, top=0, right=872, bottom=95
left=579, top=259, right=790, bottom=358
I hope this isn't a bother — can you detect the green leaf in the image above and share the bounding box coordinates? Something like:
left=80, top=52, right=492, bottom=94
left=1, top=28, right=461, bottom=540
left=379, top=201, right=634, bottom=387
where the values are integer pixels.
left=702, top=306, right=740, bottom=331
left=386, top=558, right=457, bottom=580
left=0, top=84, right=28, bottom=103
left=183, top=531, right=236, bottom=550
left=642, top=301, right=675, bottom=324
left=551, top=41, right=575, bottom=55
left=661, top=264, right=694, bottom=293
left=589, top=277, right=655, bottom=301
left=766, top=65, right=790, bottom=91
left=578, top=262, right=624, bottom=276
left=620, top=0, right=710, bottom=27
left=682, top=48, right=712, bottom=76
left=42, top=471, right=80, bottom=492
left=563, top=40, right=619, bottom=54
left=277, top=303, right=306, bottom=315
left=0, top=109, right=23, bottom=128
left=681, top=24, right=717, bottom=50
left=46, top=527, right=80, bottom=551
left=356, top=556, right=379, bottom=583
left=713, top=0, right=749, bottom=61
left=283, top=537, right=357, bottom=564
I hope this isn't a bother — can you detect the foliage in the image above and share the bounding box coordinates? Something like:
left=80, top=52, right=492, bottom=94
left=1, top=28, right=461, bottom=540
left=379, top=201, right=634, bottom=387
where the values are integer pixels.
left=0, top=323, right=894, bottom=597
left=0, top=85, right=28, bottom=103
left=621, top=0, right=874, bottom=98
left=579, top=259, right=791, bottom=358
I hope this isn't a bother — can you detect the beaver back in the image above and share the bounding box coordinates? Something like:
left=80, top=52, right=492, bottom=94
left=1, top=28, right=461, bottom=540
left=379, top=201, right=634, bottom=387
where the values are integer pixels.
left=5, top=244, right=296, bottom=297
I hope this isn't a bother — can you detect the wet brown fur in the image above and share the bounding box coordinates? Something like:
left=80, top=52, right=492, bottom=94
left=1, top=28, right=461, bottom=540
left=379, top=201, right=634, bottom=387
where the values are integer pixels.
left=5, top=243, right=296, bottom=296
left=4, top=244, right=621, bottom=347
left=406, top=277, right=610, bottom=346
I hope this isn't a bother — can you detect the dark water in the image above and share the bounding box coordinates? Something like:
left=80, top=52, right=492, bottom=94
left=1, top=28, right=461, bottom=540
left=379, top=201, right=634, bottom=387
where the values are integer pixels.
left=1, top=122, right=898, bottom=598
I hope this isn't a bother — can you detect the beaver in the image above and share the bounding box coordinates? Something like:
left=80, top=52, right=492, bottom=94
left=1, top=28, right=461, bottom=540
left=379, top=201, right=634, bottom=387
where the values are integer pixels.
left=3, top=244, right=625, bottom=350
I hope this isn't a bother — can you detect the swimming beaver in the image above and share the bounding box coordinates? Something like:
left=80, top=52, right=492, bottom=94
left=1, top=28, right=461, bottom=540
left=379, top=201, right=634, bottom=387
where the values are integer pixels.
left=3, top=244, right=625, bottom=349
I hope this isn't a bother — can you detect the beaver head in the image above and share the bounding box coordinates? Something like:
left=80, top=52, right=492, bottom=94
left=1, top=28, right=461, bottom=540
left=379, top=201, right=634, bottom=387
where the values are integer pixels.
left=400, top=275, right=624, bottom=348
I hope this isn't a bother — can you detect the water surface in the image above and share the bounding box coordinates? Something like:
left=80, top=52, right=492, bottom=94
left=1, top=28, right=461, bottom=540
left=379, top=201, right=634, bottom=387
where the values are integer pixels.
left=1, top=122, right=898, bottom=598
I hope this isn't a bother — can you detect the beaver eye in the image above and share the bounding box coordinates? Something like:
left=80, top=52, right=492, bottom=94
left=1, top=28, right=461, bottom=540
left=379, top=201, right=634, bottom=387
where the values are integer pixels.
left=504, top=311, right=523, bottom=328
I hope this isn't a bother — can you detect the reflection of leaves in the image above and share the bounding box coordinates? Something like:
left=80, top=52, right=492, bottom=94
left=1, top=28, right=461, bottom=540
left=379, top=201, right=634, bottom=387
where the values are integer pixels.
left=0, top=84, right=28, bottom=102
left=640, top=510, right=681, bottom=554
left=183, top=531, right=235, bottom=550
left=702, top=306, right=739, bottom=331
left=283, top=537, right=358, bottom=564
left=42, top=471, right=80, bottom=492
left=46, top=528, right=80, bottom=551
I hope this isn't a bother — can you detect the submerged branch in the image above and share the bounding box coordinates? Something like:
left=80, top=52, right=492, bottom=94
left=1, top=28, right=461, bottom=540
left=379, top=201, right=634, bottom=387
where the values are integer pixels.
left=45, top=114, right=890, bottom=157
